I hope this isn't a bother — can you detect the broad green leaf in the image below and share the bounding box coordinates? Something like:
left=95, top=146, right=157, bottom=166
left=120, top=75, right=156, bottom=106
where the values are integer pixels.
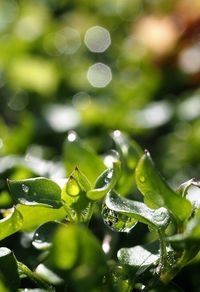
left=0, top=208, right=23, bottom=240
left=61, top=176, right=92, bottom=222
left=135, top=151, right=192, bottom=221
left=87, top=161, right=121, bottom=200
left=16, top=205, right=66, bottom=232
left=118, top=241, right=160, bottom=276
left=111, top=130, right=142, bottom=195
left=48, top=224, right=106, bottom=291
left=102, top=191, right=170, bottom=232
left=8, top=177, right=62, bottom=208
left=63, top=132, right=106, bottom=185
left=0, top=247, right=20, bottom=291
left=32, top=221, right=62, bottom=250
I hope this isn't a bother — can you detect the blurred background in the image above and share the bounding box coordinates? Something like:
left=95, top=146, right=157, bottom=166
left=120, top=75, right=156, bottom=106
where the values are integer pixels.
left=0, top=0, right=200, bottom=289
left=1, top=0, right=200, bottom=183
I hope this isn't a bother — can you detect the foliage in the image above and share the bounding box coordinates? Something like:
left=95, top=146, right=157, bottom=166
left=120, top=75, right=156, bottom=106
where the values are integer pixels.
left=0, top=132, right=199, bottom=291
left=0, top=0, right=200, bottom=291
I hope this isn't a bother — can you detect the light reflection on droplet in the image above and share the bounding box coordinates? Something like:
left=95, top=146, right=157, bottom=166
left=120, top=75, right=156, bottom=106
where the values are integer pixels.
left=102, top=234, right=112, bottom=254
left=84, top=26, right=111, bottom=53
left=132, top=101, right=172, bottom=129
left=22, top=184, right=29, bottom=193
left=87, top=63, right=112, bottom=88
left=16, top=15, right=44, bottom=41
left=72, top=91, right=91, bottom=110
left=177, top=94, right=200, bottom=121
left=54, top=27, right=81, bottom=55
left=178, top=44, right=200, bottom=74
left=113, top=130, right=121, bottom=138
left=67, top=131, right=77, bottom=142
left=43, top=104, right=80, bottom=132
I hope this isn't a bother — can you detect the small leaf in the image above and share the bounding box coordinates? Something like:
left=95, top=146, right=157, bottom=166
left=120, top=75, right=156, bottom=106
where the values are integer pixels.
left=135, top=151, right=192, bottom=221
left=62, top=176, right=91, bottom=222
left=16, top=205, right=66, bottom=232
left=63, top=132, right=106, bottom=185
left=111, top=130, right=142, bottom=170
left=87, top=161, right=121, bottom=201
left=102, top=191, right=170, bottom=232
left=111, top=130, right=142, bottom=195
left=118, top=241, right=160, bottom=277
left=0, top=247, right=20, bottom=291
left=72, top=167, right=91, bottom=192
left=32, top=221, right=62, bottom=250
left=8, top=177, right=62, bottom=208
left=0, top=208, right=23, bottom=240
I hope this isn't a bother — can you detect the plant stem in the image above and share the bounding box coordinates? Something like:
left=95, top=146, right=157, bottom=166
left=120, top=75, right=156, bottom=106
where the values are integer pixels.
left=61, top=200, right=75, bottom=222
left=17, top=261, right=54, bottom=291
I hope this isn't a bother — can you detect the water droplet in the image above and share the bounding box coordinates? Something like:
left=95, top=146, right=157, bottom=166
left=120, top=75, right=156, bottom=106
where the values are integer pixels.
left=67, top=131, right=77, bottom=142
left=102, top=203, right=137, bottom=232
left=139, top=176, right=145, bottom=183
left=66, top=177, right=80, bottom=196
left=22, top=184, right=29, bottom=193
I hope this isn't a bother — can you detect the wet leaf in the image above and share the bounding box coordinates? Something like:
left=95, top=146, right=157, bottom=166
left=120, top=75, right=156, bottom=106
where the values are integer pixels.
left=87, top=161, right=121, bottom=200
left=0, top=247, right=20, bottom=291
left=102, top=191, right=170, bottom=232
left=0, top=208, right=23, bottom=240
left=16, top=205, right=66, bottom=232
left=8, top=177, right=62, bottom=208
left=118, top=241, right=160, bottom=276
left=111, top=130, right=142, bottom=195
left=62, top=176, right=91, bottom=222
left=135, top=151, right=192, bottom=221
left=63, top=132, right=106, bottom=185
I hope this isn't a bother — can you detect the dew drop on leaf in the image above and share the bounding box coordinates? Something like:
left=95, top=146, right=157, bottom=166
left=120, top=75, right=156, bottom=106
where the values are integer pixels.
left=102, top=203, right=137, bottom=232
left=22, top=184, right=29, bottom=193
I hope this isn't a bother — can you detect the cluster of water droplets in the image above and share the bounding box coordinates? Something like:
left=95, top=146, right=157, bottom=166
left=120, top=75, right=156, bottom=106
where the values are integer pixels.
left=102, top=203, right=137, bottom=232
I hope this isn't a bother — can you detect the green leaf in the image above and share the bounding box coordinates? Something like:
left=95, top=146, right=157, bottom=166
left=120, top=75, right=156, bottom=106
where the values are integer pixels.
left=111, top=130, right=142, bottom=195
left=72, top=167, right=91, bottom=192
left=63, top=132, right=106, bottom=185
left=111, top=130, right=142, bottom=170
left=16, top=205, right=66, bottom=232
left=102, top=191, right=170, bottom=232
left=32, top=221, right=62, bottom=250
left=117, top=241, right=160, bottom=276
left=48, top=224, right=106, bottom=291
left=0, top=247, right=20, bottom=291
left=0, top=208, right=23, bottom=240
left=87, top=161, right=121, bottom=201
left=8, top=177, right=62, bottom=208
left=135, top=151, right=192, bottom=221
left=61, top=176, right=92, bottom=222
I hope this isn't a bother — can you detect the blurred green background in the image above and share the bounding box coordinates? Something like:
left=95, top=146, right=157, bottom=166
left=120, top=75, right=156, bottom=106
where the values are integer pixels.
left=0, top=0, right=200, bottom=290
left=1, top=0, right=200, bottom=182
